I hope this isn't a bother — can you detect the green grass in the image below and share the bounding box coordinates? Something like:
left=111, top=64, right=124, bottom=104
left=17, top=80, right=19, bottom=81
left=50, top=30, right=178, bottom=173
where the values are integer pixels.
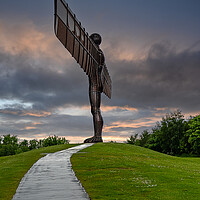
left=0, top=144, right=77, bottom=200
left=71, top=143, right=200, bottom=200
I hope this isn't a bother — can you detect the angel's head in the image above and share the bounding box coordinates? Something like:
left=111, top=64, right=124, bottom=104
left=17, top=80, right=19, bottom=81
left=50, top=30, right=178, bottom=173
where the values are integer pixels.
left=90, top=33, right=102, bottom=46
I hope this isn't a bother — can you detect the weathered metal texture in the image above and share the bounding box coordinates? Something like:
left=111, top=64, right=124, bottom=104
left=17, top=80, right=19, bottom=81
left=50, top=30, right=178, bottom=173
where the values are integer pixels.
left=54, top=0, right=112, bottom=98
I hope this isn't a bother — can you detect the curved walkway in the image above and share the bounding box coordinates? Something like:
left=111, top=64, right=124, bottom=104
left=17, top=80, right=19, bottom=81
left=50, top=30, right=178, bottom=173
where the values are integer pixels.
left=12, top=143, right=94, bottom=200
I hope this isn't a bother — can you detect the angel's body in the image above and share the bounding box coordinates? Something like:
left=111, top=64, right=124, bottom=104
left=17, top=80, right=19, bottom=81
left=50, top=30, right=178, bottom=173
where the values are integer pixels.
left=84, top=33, right=104, bottom=143
left=54, top=0, right=111, bottom=143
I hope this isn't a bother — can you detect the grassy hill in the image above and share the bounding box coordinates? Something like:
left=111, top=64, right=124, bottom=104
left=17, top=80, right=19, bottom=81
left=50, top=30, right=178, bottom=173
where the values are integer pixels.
left=1, top=143, right=200, bottom=200
left=0, top=144, right=77, bottom=200
left=71, top=143, right=200, bottom=200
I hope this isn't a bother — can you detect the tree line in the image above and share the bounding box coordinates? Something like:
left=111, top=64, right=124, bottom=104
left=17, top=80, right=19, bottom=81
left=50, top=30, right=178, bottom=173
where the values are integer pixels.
left=0, top=135, right=69, bottom=157
left=127, top=110, right=200, bottom=156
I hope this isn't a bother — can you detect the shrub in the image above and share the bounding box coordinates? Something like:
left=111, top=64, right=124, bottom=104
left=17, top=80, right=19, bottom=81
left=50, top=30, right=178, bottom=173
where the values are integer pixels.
left=187, top=115, right=200, bottom=155
left=127, top=133, right=139, bottom=145
left=0, top=135, right=70, bottom=157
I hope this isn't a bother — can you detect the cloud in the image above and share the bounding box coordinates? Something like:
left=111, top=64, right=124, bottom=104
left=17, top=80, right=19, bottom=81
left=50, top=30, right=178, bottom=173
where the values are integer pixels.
left=0, top=20, right=90, bottom=110
left=0, top=17, right=200, bottom=142
left=103, top=36, right=148, bottom=62
left=0, top=108, right=51, bottom=117
left=109, top=41, right=200, bottom=112
left=103, top=109, right=163, bottom=137
left=0, top=20, right=71, bottom=63
left=1, top=19, right=200, bottom=113
left=101, top=105, right=138, bottom=112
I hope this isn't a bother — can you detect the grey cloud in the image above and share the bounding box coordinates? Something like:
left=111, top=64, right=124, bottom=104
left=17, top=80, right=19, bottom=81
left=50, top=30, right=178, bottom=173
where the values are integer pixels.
left=0, top=50, right=89, bottom=110
left=109, top=41, right=200, bottom=112
left=0, top=110, right=93, bottom=139
left=1, top=39, right=200, bottom=141
left=2, top=33, right=199, bottom=113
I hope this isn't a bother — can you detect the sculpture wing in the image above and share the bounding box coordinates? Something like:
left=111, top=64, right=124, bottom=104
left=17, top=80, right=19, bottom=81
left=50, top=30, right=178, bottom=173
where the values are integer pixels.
left=101, top=64, right=112, bottom=99
left=54, top=0, right=111, bottom=98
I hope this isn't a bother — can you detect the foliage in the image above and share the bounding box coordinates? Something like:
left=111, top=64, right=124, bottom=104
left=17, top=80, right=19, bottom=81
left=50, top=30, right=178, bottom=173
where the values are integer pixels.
left=127, top=110, right=200, bottom=156
left=0, top=135, right=69, bottom=157
left=71, top=143, right=200, bottom=200
left=42, top=135, right=69, bottom=147
left=29, top=139, right=39, bottom=150
left=148, top=110, right=187, bottom=155
left=19, top=139, right=29, bottom=152
left=127, top=133, right=138, bottom=144
left=187, top=115, right=200, bottom=155
left=127, top=130, right=151, bottom=147
left=138, top=130, right=151, bottom=147
left=0, top=135, right=19, bottom=156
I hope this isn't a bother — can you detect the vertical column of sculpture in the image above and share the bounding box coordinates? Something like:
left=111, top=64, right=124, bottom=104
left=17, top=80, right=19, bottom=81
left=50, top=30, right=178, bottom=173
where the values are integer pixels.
left=54, top=0, right=112, bottom=142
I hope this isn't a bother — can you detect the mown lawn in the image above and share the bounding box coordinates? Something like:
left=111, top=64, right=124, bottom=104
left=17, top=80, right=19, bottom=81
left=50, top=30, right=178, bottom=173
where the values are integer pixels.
left=71, top=143, right=200, bottom=200
left=0, top=144, right=77, bottom=200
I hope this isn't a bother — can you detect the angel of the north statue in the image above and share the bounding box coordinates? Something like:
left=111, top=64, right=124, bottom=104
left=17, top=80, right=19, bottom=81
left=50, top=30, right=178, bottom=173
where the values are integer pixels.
left=54, top=0, right=112, bottom=143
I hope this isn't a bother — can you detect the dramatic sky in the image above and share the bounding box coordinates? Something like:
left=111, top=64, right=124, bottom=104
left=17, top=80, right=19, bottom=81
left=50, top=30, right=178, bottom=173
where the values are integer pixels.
left=0, top=0, right=200, bottom=143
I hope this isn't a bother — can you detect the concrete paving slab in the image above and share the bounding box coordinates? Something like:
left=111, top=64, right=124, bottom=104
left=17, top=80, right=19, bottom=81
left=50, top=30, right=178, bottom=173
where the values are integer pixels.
left=12, top=143, right=94, bottom=200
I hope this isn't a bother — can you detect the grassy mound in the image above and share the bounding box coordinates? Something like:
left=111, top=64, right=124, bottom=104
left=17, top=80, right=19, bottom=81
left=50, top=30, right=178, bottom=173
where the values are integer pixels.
left=0, top=144, right=77, bottom=200
left=71, top=143, right=200, bottom=200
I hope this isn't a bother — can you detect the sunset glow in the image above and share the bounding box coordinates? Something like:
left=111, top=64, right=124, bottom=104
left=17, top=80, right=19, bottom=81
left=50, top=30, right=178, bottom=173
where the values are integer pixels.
left=0, top=0, right=199, bottom=142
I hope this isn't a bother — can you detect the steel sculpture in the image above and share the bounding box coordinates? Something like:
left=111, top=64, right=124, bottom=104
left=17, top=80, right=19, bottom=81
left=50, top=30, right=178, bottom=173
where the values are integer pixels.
left=54, top=0, right=112, bottom=143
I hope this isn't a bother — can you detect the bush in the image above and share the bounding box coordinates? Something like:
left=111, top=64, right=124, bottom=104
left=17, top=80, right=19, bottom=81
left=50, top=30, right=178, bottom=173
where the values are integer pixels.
left=127, top=110, right=200, bottom=156
left=127, top=130, right=151, bottom=147
left=19, top=139, right=29, bottom=152
left=0, top=135, right=70, bottom=157
left=42, top=135, right=69, bottom=147
left=187, top=115, right=200, bottom=155
left=29, top=139, right=38, bottom=150
left=138, top=130, right=151, bottom=147
left=147, top=110, right=188, bottom=155
left=0, top=135, right=19, bottom=156
left=127, top=133, right=138, bottom=145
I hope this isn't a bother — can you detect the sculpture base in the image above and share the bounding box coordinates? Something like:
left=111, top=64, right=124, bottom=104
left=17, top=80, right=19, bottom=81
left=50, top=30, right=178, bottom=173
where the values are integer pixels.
left=84, top=136, right=103, bottom=143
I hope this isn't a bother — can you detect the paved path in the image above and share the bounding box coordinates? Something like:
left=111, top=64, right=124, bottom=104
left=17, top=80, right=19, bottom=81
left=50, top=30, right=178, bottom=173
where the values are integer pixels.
left=12, top=143, right=94, bottom=200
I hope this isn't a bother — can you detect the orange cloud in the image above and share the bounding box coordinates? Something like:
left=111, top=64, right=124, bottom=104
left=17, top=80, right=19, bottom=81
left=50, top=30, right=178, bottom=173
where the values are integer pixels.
left=22, top=111, right=51, bottom=117
left=102, top=105, right=138, bottom=112
left=0, top=109, right=51, bottom=117
left=31, top=122, right=43, bottom=125
left=155, top=107, right=168, bottom=111
left=0, top=110, right=19, bottom=115
left=23, top=126, right=37, bottom=130
left=0, top=20, right=72, bottom=68
left=185, top=111, right=200, bottom=119
left=103, top=37, right=148, bottom=62
left=19, top=133, right=48, bottom=141
left=81, top=105, right=138, bottom=112
left=103, top=116, right=160, bottom=133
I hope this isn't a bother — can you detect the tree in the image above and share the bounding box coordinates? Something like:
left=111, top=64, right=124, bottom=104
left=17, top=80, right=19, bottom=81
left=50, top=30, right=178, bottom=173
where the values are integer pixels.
left=148, top=110, right=188, bottom=155
left=0, top=135, right=69, bottom=157
left=127, top=133, right=139, bottom=145
left=29, top=139, right=39, bottom=150
left=42, top=135, right=69, bottom=147
left=147, top=124, right=163, bottom=153
left=0, top=135, right=19, bottom=156
left=138, top=130, right=151, bottom=147
left=187, top=115, right=200, bottom=155
left=20, top=139, right=29, bottom=152
left=2, top=134, right=18, bottom=145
